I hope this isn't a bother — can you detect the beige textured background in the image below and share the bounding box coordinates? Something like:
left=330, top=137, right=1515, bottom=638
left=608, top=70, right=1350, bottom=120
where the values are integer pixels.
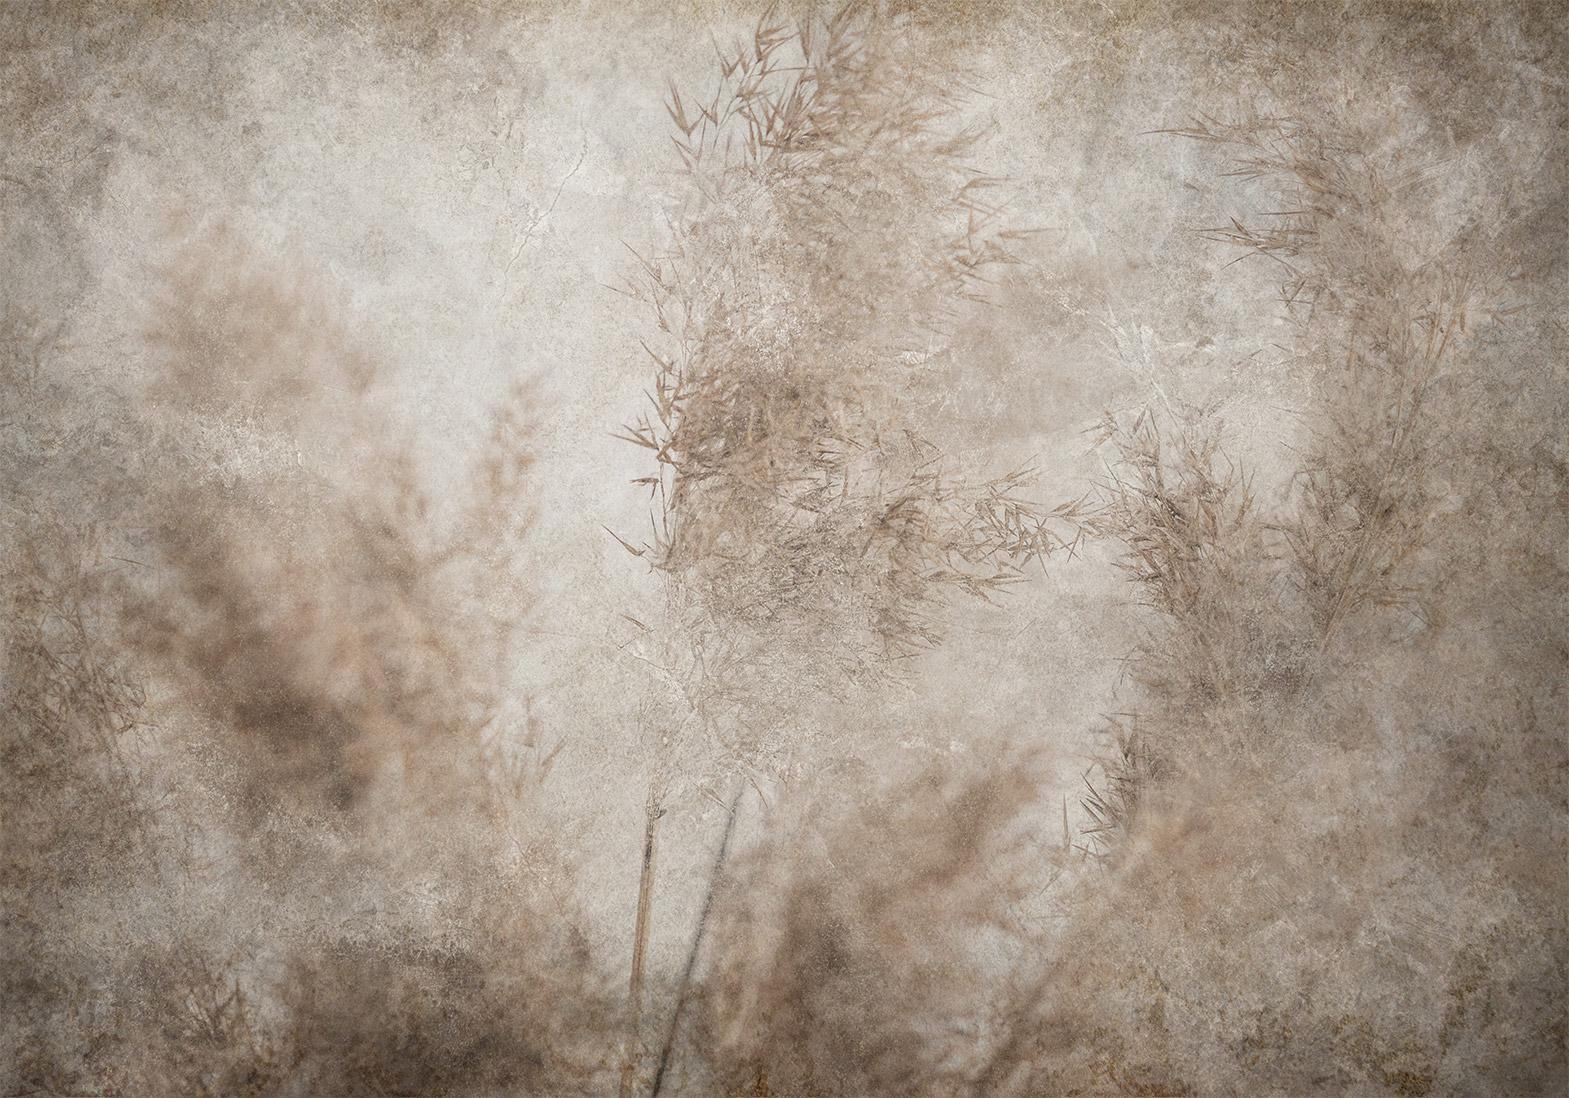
left=4, top=2, right=1565, bottom=1095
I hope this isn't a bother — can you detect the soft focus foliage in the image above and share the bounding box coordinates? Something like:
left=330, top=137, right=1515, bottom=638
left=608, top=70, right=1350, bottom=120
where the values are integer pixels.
left=2, top=3, right=1563, bottom=1096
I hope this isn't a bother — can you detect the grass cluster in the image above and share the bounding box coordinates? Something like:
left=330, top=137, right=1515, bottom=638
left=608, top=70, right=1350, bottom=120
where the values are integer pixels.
left=2, top=3, right=1563, bottom=1096
left=2, top=231, right=611, bottom=1096
left=617, top=5, right=1091, bottom=714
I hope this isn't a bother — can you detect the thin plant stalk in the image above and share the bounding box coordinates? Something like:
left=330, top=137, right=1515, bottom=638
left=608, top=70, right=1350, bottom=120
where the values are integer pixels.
left=619, top=789, right=664, bottom=1098
left=650, top=779, right=746, bottom=1098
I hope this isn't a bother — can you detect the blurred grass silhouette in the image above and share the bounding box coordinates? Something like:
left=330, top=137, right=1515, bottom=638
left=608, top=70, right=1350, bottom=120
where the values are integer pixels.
left=2, top=3, right=1564, bottom=1096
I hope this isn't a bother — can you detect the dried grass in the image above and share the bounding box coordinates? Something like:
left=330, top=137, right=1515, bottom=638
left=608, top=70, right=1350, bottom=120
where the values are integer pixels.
left=685, top=751, right=1054, bottom=1097
left=3, top=4, right=1563, bottom=1095
left=618, top=4, right=1093, bottom=710
left=2, top=231, right=614, bottom=1095
left=612, top=9, right=1095, bottom=1090
left=1012, top=109, right=1568, bottom=1095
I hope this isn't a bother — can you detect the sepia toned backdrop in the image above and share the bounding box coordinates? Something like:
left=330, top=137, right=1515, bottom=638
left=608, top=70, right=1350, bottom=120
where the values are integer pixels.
left=3, top=2, right=1565, bottom=1095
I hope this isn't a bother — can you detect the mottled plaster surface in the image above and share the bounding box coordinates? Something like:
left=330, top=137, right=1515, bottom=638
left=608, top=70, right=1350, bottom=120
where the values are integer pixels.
left=3, top=3, right=1565, bottom=1095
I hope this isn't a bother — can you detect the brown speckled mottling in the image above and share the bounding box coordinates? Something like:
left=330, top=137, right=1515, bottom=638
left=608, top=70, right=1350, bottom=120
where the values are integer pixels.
left=3, top=2, right=1564, bottom=1095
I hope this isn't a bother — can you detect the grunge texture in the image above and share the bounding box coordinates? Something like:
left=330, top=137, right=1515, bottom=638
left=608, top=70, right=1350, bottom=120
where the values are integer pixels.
left=2, top=2, right=1566, bottom=1095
